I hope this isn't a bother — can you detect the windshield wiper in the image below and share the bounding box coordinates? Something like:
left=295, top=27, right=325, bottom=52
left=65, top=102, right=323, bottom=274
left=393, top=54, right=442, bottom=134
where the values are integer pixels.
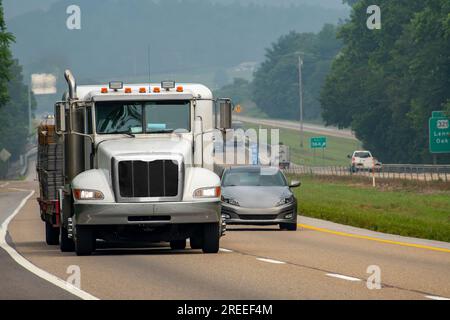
left=147, top=129, right=175, bottom=134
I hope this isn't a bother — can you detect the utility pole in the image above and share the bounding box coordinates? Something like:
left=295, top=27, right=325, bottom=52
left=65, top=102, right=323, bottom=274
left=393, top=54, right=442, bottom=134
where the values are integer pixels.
left=298, top=55, right=304, bottom=148
left=28, top=81, right=32, bottom=136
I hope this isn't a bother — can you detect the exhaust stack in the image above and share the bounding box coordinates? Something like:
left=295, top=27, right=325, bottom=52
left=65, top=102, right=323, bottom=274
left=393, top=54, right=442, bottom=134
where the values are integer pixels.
left=64, top=69, right=77, bottom=99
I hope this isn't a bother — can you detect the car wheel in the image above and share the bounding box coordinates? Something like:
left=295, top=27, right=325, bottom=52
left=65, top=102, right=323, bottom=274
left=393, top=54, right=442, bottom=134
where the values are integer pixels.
left=170, top=239, right=187, bottom=250
left=202, top=223, right=220, bottom=254
left=45, top=221, right=60, bottom=245
left=75, top=226, right=95, bottom=256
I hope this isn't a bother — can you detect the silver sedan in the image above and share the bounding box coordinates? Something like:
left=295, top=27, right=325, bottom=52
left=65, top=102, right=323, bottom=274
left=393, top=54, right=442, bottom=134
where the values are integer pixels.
left=220, top=166, right=301, bottom=231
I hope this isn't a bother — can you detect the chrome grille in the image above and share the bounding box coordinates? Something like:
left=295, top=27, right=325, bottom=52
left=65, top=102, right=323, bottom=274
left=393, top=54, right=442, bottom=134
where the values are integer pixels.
left=117, top=159, right=179, bottom=199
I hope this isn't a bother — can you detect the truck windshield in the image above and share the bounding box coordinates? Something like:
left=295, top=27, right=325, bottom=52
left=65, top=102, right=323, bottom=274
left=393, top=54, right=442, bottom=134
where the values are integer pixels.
left=95, top=100, right=190, bottom=134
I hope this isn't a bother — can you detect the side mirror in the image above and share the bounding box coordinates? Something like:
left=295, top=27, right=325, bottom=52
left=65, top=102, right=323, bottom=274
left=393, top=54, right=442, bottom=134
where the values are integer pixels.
left=347, top=154, right=352, bottom=159
left=290, top=180, right=301, bottom=188
left=55, top=103, right=66, bottom=132
left=219, top=99, right=232, bottom=130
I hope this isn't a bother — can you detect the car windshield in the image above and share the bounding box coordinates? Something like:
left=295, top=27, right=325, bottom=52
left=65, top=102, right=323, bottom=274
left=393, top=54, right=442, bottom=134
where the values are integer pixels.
left=355, top=152, right=371, bottom=158
left=95, top=100, right=190, bottom=134
left=222, top=168, right=287, bottom=187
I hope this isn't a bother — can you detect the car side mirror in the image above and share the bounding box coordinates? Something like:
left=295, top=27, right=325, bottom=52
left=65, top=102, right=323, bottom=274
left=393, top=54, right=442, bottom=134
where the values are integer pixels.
left=347, top=154, right=352, bottom=159
left=290, top=180, right=301, bottom=188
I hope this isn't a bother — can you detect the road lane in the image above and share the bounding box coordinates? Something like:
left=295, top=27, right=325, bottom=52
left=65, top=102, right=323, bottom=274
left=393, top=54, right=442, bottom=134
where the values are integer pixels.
left=0, top=183, right=78, bottom=300
left=6, top=181, right=449, bottom=300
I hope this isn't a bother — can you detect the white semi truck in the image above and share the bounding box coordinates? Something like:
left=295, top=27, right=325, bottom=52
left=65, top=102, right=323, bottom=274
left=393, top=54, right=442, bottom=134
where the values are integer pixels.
left=40, top=70, right=232, bottom=256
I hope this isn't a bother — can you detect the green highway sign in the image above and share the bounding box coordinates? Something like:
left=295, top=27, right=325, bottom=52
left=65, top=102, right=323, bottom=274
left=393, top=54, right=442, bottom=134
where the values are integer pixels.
left=310, top=136, right=327, bottom=149
left=429, top=112, right=450, bottom=154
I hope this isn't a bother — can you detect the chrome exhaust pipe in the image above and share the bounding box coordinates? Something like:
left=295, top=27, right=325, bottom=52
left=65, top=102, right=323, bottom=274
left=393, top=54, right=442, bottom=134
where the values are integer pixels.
left=64, top=69, right=77, bottom=100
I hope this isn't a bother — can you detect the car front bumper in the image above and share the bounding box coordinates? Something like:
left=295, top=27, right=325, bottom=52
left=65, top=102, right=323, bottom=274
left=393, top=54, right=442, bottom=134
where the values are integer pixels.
left=221, top=202, right=297, bottom=225
left=73, top=201, right=221, bottom=226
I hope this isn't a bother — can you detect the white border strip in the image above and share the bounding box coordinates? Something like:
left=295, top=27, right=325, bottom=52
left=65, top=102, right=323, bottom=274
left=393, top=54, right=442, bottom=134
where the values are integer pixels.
left=0, top=190, right=99, bottom=300
left=326, top=273, right=362, bottom=282
left=256, top=258, right=286, bottom=265
left=425, top=295, right=450, bottom=301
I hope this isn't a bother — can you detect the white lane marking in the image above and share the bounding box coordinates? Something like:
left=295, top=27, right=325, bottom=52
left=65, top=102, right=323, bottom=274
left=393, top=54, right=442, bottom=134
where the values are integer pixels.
left=256, top=258, right=286, bottom=265
left=219, top=248, right=233, bottom=253
left=0, top=190, right=99, bottom=300
left=425, top=295, right=450, bottom=301
left=326, top=273, right=362, bottom=282
left=9, top=187, right=30, bottom=192
left=0, top=182, right=9, bottom=188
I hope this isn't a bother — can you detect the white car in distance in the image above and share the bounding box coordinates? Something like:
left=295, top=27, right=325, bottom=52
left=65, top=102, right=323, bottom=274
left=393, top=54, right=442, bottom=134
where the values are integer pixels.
left=348, top=150, right=382, bottom=172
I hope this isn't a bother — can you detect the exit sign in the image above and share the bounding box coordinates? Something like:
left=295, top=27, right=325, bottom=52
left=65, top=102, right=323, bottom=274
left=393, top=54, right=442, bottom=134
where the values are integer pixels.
left=429, top=111, right=450, bottom=154
left=310, top=137, right=327, bottom=149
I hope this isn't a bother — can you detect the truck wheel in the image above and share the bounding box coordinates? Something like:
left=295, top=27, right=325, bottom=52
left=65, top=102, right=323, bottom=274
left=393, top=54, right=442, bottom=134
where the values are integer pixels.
left=60, top=225, right=75, bottom=252
left=202, top=223, right=220, bottom=254
left=170, top=239, right=187, bottom=250
left=75, top=227, right=95, bottom=256
left=45, top=221, right=60, bottom=245
left=190, top=235, right=203, bottom=250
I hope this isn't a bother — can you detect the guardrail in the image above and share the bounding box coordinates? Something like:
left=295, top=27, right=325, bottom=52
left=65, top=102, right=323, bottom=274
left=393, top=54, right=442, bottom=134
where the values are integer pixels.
left=283, top=164, right=450, bottom=183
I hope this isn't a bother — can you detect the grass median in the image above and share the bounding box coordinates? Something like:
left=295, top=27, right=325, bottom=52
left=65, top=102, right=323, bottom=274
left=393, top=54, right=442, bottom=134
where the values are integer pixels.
left=291, top=175, right=450, bottom=242
left=243, top=122, right=361, bottom=166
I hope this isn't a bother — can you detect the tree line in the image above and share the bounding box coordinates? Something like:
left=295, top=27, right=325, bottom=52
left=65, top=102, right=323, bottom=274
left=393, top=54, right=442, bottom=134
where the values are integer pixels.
left=321, top=0, right=450, bottom=163
left=222, top=0, right=449, bottom=164
left=0, top=0, right=35, bottom=175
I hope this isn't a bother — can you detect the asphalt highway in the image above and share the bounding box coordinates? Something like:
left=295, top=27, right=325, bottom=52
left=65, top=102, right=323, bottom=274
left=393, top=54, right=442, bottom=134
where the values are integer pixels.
left=1, top=180, right=449, bottom=300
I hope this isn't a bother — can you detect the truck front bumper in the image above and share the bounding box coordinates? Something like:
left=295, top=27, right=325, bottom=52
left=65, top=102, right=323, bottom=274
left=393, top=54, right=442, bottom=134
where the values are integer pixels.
left=73, top=201, right=220, bottom=226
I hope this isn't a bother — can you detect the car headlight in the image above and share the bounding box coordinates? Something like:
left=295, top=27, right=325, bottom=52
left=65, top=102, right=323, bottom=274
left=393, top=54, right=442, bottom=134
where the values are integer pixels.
left=276, top=196, right=294, bottom=207
left=193, top=186, right=221, bottom=198
left=73, top=189, right=104, bottom=200
left=221, top=196, right=240, bottom=207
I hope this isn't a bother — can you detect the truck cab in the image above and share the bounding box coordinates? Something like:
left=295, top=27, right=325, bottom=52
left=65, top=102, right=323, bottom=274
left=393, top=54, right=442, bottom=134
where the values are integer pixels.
left=49, top=71, right=232, bottom=256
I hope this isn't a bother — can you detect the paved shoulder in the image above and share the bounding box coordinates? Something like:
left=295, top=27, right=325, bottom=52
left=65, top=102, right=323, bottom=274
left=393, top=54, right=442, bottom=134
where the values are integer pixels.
left=0, top=187, right=79, bottom=300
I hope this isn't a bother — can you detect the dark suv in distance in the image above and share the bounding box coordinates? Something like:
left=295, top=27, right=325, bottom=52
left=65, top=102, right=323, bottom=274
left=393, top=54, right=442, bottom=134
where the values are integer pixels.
left=220, top=166, right=301, bottom=231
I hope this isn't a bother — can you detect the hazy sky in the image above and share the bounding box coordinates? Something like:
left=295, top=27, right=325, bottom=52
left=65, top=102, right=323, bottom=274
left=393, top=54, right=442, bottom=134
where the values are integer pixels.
left=3, top=0, right=347, bottom=20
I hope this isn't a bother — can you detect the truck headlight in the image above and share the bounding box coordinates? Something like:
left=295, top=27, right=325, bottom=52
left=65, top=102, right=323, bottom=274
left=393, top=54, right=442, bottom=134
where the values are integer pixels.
left=73, top=189, right=104, bottom=200
left=193, top=187, right=221, bottom=198
left=276, top=196, right=294, bottom=207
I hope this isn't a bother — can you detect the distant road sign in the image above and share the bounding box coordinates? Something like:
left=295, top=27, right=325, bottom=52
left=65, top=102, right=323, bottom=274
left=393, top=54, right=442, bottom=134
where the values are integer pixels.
left=310, top=137, right=327, bottom=149
left=0, top=148, right=11, bottom=162
left=429, top=112, right=450, bottom=154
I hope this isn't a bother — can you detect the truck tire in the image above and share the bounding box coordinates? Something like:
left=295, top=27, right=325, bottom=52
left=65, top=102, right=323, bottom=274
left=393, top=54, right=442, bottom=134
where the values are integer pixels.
left=75, top=227, right=95, bottom=256
left=60, top=225, right=75, bottom=252
left=170, top=239, right=187, bottom=250
left=190, top=235, right=203, bottom=250
left=45, top=221, right=60, bottom=245
left=202, top=223, right=220, bottom=254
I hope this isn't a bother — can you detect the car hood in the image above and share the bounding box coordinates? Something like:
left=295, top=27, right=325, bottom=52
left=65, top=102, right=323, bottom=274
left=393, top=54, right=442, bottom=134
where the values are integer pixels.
left=221, top=186, right=292, bottom=208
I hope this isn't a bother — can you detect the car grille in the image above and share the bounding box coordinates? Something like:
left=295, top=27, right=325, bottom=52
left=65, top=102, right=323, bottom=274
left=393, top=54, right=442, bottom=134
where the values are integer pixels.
left=118, top=160, right=179, bottom=198
left=238, top=214, right=278, bottom=221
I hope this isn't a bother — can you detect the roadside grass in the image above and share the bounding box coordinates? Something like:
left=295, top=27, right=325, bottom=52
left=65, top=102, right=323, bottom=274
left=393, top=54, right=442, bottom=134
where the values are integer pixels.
left=290, top=175, right=450, bottom=242
left=243, top=122, right=362, bottom=166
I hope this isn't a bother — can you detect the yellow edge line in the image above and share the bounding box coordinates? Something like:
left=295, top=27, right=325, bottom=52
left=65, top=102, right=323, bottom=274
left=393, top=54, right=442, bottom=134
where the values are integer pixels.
left=298, top=224, right=450, bottom=254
